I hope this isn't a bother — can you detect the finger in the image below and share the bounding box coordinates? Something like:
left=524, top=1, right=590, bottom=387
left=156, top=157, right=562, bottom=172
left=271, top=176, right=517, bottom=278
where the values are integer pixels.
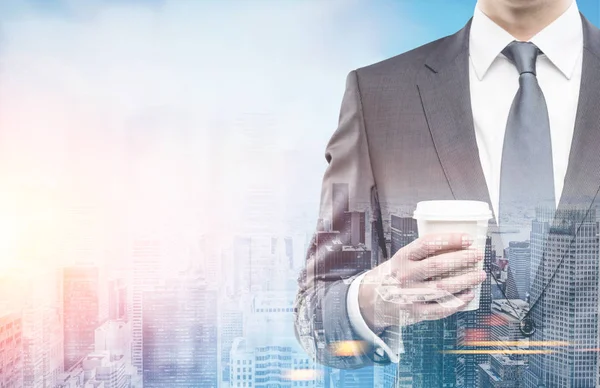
left=413, top=290, right=474, bottom=321
left=411, top=247, right=483, bottom=280
left=392, top=233, right=474, bottom=264
left=430, top=270, right=487, bottom=295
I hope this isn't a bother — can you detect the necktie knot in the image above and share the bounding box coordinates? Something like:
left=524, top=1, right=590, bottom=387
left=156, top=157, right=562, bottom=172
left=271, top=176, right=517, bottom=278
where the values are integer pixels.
left=502, top=41, right=541, bottom=76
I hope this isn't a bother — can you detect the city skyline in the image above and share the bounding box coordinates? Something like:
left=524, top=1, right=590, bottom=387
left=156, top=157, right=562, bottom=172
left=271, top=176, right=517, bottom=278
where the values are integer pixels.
left=3, top=177, right=600, bottom=387
left=2, top=1, right=600, bottom=388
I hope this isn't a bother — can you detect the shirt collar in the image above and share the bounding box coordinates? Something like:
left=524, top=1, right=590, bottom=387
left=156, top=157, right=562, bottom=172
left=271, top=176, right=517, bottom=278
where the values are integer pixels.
left=470, top=1, right=582, bottom=81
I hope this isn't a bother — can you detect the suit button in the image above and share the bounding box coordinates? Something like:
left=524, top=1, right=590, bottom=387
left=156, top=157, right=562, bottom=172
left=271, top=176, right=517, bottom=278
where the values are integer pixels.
left=519, top=316, right=536, bottom=337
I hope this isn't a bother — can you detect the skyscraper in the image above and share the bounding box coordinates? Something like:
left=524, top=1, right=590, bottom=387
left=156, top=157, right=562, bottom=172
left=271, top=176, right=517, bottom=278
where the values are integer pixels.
left=218, top=297, right=244, bottom=385
left=390, top=216, right=418, bottom=254
left=455, top=236, right=494, bottom=388
left=54, top=368, right=84, bottom=388
left=142, top=272, right=218, bottom=387
left=343, top=211, right=366, bottom=246
left=235, top=234, right=297, bottom=293
left=0, top=311, right=23, bottom=388
left=331, top=183, right=349, bottom=235
left=476, top=299, right=528, bottom=386
left=198, top=234, right=221, bottom=288
left=131, top=238, right=161, bottom=378
left=82, top=351, right=128, bottom=388
left=107, top=278, right=127, bottom=322
left=316, top=245, right=371, bottom=280
left=95, top=320, right=131, bottom=365
left=386, top=216, right=418, bottom=387
left=507, top=241, right=531, bottom=301
left=229, top=113, right=285, bottom=236
left=336, top=368, right=374, bottom=388
left=525, top=208, right=599, bottom=387
left=22, top=306, right=63, bottom=388
left=229, top=337, right=324, bottom=388
left=244, top=290, right=297, bottom=347
left=233, top=236, right=252, bottom=295
left=63, top=265, right=99, bottom=371
left=284, top=236, right=294, bottom=269
left=10, top=267, right=64, bottom=388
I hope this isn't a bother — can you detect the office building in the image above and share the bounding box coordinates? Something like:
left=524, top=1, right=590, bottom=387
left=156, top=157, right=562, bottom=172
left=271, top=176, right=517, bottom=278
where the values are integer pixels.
left=233, top=236, right=252, bottom=294
left=507, top=241, right=531, bottom=301
left=142, top=272, right=218, bottom=387
left=0, top=311, right=23, bottom=388
left=455, top=236, right=494, bottom=388
left=219, top=298, right=244, bottom=385
left=95, top=320, right=131, bottom=364
left=331, top=183, right=349, bottom=235
left=230, top=337, right=323, bottom=388
left=63, top=265, right=99, bottom=371
left=390, top=216, right=418, bottom=254
left=341, top=211, right=366, bottom=246
left=107, top=278, right=127, bottom=322
left=131, top=237, right=161, bottom=377
left=22, top=306, right=63, bottom=388
left=55, top=369, right=84, bottom=388
left=525, top=208, right=599, bottom=387
left=477, top=299, right=529, bottom=386
left=82, top=351, right=128, bottom=388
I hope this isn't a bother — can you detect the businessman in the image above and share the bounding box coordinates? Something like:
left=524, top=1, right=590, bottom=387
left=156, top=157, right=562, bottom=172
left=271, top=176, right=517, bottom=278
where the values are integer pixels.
left=295, top=0, right=600, bottom=386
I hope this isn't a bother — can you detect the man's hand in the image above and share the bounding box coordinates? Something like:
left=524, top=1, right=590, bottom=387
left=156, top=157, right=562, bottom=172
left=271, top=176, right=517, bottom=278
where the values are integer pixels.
left=358, top=233, right=487, bottom=334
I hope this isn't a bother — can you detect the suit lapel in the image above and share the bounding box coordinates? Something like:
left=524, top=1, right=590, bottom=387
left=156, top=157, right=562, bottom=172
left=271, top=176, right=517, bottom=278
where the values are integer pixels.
left=416, top=19, right=493, bottom=212
left=557, top=15, right=600, bottom=211
left=528, top=14, right=600, bottom=307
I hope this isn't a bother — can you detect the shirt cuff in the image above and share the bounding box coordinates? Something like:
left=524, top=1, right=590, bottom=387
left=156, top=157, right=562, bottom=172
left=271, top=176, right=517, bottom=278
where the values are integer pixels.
left=346, top=272, right=402, bottom=363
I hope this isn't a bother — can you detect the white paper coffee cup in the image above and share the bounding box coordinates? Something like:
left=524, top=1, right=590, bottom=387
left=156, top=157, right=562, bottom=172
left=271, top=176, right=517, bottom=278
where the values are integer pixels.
left=413, top=200, right=492, bottom=311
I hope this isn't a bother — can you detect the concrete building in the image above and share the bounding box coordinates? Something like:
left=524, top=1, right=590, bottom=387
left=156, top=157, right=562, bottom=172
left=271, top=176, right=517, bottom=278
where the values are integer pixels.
left=219, top=298, right=244, bottom=385
left=525, top=208, right=599, bottom=387
left=63, top=265, right=99, bottom=371
left=131, top=238, right=161, bottom=379
left=477, top=299, right=529, bottom=387
left=95, top=320, right=131, bottom=365
left=0, top=311, right=23, bottom=387
left=142, top=273, right=218, bottom=387
left=506, top=242, right=531, bottom=301
left=230, top=337, right=323, bottom=388
left=81, top=351, right=128, bottom=388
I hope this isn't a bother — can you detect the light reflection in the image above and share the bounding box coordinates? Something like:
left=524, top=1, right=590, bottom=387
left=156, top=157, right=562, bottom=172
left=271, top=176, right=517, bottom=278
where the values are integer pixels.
left=463, top=341, right=570, bottom=347
left=283, top=369, right=322, bottom=381
left=329, top=340, right=369, bottom=357
left=441, top=350, right=554, bottom=355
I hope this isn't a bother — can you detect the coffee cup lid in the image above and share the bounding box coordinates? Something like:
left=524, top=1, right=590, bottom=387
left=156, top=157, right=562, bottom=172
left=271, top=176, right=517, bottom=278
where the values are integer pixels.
left=413, top=200, right=492, bottom=221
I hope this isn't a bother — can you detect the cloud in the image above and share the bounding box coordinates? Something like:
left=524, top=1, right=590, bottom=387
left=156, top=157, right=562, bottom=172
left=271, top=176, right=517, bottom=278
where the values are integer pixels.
left=0, top=0, right=406, bottom=244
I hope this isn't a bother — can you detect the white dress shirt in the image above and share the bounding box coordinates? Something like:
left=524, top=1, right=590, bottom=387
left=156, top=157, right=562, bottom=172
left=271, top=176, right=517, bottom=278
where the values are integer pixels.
left=347, top=0, right=583, bottom=363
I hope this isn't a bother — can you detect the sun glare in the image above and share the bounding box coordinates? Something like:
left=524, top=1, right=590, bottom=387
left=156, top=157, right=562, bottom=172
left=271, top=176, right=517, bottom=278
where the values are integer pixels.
left=0, top=210, right=20, bottom=270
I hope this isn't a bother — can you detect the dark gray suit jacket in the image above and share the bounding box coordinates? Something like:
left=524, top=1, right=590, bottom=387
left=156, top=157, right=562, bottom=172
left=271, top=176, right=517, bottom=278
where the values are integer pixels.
left=295, top=13, right=600, bottom=388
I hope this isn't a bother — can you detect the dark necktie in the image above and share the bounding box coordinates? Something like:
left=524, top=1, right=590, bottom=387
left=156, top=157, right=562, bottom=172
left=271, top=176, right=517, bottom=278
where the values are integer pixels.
left=498, top=41, right=555, bottom=229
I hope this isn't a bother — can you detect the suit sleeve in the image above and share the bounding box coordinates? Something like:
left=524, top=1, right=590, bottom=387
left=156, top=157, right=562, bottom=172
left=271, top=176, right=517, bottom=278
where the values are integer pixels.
left=293, top=70, right=391, bottom=369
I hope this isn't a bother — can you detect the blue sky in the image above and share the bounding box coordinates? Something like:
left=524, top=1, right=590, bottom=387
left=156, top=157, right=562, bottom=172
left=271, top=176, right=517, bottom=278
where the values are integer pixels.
left=1, top=0, right=598, bottom=46
left=0, top=0, right=598, bottom=238
left=0, top=1, right=598, bottom=61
